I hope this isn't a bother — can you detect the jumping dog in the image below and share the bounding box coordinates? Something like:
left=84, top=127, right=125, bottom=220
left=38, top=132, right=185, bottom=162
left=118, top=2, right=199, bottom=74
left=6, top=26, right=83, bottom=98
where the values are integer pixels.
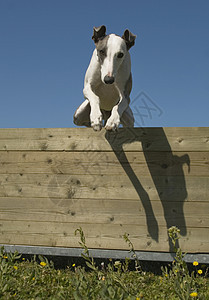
left=74, top=25, right=136, bottom=131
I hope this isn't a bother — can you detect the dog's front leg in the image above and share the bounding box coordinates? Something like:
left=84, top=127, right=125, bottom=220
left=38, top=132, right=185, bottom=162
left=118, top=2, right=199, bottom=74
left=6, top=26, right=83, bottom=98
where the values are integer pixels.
left=105, top=91, right=128, bottom=131
left=83, top=84, right=103, bottom=131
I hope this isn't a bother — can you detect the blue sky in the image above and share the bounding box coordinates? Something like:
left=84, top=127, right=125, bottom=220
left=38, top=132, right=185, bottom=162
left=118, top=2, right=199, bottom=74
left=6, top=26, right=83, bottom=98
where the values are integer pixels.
left=0, top=0, right=209, bottom=128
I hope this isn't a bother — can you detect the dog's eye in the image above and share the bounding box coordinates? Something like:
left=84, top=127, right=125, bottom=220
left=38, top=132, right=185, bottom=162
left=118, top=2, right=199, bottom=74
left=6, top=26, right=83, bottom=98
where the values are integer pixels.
left=117, top=52, right=124, bottom=58
left=99, top=49, right=105, bottom=56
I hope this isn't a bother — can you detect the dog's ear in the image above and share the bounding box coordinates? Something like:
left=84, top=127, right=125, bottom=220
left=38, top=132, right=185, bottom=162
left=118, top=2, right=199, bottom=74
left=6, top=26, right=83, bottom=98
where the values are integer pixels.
left=92, top=25, right=106, bottom=43
left=122, top=29, right=136, bottom=50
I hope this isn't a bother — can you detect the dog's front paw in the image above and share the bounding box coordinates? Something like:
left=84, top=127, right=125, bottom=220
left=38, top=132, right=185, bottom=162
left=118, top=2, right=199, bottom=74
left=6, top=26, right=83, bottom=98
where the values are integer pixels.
left=92, top=123, right=102, bottom=131
left=105, top=116, right=120, bottom=132
left=91, top=114, right=103, bottom=131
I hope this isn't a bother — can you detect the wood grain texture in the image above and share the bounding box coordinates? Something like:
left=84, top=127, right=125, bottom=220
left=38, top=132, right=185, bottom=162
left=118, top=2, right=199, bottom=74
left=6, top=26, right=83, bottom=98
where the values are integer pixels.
left=0, top=127, right=208, bottom=151
left=0, top=127, right=208, bottom=253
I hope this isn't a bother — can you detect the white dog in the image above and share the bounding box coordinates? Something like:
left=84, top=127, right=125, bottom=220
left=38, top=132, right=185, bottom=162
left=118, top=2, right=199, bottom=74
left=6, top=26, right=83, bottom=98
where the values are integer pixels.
left=74, top=25, right=136, bottom=131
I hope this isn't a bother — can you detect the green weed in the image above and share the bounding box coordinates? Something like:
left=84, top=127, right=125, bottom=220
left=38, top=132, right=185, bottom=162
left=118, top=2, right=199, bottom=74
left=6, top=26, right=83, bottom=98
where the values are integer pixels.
left=0, top=227, right=208, bottom=299
left=161, top=226, right=209, bottom=299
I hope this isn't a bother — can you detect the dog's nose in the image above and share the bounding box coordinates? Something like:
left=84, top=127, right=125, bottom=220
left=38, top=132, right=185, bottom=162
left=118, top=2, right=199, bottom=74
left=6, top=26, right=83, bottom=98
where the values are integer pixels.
left=104, top=75, right=115, bottom=84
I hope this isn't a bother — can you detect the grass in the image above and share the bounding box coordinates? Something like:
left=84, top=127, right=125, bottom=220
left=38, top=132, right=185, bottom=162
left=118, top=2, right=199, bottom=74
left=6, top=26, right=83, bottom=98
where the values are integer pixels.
left=0, top=227, right=208, bottom=299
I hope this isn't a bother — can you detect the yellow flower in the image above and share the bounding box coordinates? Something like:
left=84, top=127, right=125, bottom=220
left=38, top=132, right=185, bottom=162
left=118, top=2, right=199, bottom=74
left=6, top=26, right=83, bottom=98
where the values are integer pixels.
left=3, top=256, right=8, bottom=259
left=193, top=261, right=199, bottom=266
left=13, top=266, right=18, bottom=270
left=136, top=298, right=140, bottom=300
left=102, top=276, right=105, bottom=281
left=22, top=258, right=25, bottom=261
left=198, top=269, right=203, bottom=275
left=190, top=292, right=198, bottom=297
left=72, top=263, right=76, bottom=267
left=32, top=277, right=35, bottom=280
left=40, top=262, right=47, bottom=267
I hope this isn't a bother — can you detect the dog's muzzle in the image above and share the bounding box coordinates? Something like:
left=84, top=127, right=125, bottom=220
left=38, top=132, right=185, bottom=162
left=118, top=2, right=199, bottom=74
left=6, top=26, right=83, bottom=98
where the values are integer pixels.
left=104, top=75, right=115, bottom=84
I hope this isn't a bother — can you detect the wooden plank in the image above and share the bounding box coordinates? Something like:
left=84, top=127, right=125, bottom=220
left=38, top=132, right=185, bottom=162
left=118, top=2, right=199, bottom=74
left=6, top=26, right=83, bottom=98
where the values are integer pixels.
left=0, top=127, right=208, bottom=140
left=0, top=151, right=208, bottom=176
left=0, top=197, right=208, bottom=228
left=0, top=173, right=209, bottom=201
left=0, top=220, right=208, bottom=252
left=0, top=127, right=208, bottom=152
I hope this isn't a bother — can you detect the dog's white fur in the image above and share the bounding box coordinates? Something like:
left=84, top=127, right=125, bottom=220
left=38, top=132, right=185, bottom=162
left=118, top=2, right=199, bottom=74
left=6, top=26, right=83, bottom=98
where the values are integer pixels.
left=74, top=26, right=136, bottom=131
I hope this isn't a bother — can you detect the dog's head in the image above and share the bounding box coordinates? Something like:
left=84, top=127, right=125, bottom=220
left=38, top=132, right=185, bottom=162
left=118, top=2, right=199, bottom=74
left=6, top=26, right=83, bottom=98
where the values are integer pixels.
left=92, top=25, right=136, bottom=85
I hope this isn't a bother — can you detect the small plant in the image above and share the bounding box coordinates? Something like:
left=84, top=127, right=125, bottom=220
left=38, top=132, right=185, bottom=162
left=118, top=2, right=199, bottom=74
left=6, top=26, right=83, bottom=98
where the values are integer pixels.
left=123, top=232, right=141, bottom=272
left=75, top=227, right=97, bottom=272
left=162, top=226, right=209, bottom=300
left=75, top=227, right=133, bottom=299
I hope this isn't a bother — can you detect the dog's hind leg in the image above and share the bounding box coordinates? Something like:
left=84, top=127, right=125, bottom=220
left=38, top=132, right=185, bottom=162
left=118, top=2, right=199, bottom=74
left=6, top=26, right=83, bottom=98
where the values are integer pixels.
left=121, top=106, right=135, bottom=127
left=73, top=99, right=91, bottom=127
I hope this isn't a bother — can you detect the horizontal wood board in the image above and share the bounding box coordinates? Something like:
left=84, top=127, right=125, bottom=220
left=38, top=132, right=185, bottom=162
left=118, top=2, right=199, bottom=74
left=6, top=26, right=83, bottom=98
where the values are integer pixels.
left=0, top=127, right=208, bottom=253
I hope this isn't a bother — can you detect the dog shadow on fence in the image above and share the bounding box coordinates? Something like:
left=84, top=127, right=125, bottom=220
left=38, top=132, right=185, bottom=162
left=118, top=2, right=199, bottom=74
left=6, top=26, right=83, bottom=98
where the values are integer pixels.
left=105, top=127, right=190, bottom=251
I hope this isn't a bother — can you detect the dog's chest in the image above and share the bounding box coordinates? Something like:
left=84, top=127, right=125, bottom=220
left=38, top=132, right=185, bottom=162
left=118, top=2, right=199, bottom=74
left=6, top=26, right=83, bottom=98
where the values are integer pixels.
left=93, top=83, right=119, bottom=111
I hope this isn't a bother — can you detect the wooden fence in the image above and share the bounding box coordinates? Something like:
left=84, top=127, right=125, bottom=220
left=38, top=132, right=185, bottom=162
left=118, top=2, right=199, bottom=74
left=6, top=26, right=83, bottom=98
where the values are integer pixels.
left=0, top=127, right=208, bottom=255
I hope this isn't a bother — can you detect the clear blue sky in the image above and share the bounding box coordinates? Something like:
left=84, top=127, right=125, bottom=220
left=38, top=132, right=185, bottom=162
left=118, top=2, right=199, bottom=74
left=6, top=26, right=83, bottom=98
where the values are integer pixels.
left=0, top=0, right=209, bottom=128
